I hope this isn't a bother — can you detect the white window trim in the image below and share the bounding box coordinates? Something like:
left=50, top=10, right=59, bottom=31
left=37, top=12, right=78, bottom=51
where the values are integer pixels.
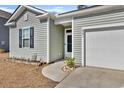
left=22, top=27, right=30, bottom=48
left=64, top=28, right=72, bottom=58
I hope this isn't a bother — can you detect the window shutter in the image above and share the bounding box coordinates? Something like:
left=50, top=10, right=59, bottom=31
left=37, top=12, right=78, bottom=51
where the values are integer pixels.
left=30, top=27, right=34, bottom=48
left=19, top=29, right=22, bottom=48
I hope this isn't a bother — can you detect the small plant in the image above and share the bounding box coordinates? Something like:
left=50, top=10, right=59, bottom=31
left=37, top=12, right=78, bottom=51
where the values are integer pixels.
left=0, top=48, right=5, bottom=53
left=64, top=57, right=75, bottom=68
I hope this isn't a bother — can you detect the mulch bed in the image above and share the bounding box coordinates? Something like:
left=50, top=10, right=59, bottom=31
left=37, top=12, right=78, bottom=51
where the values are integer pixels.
left=0, top=53, right=58, bottom=88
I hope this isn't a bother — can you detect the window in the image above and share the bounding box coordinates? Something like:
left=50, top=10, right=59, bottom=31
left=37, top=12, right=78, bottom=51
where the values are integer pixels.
left=67, top=35, right=72, bottom=52
left=19, top=27, right=34, bottom=48
left=22, top=28, right=30, bottom=47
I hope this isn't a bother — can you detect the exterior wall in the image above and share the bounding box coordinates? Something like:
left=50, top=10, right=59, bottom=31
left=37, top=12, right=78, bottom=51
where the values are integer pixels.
left=0, top=17, right=9, bottom=51
left=73, top=10, right=124, bottom=65
left=10, top=10, right=47, bottom=62
left=49, top=19, right=64, bottom=62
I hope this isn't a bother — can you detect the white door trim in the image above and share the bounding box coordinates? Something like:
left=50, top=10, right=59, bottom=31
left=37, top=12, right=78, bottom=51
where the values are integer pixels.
left=72, top=17, right=74, bottom=58
left=64, top=28, right=72, bottom=58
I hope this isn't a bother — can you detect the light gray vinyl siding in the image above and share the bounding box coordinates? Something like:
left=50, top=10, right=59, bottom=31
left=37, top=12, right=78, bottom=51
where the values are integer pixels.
left=73, top=11, right=124, bottom=64
left=49, top=19, right=64, bottom=62
left=10, top=10, right=47, bottom=62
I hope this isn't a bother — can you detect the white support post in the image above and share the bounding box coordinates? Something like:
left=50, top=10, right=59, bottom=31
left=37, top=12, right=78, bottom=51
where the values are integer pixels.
left=47, top=17, right=50, bottom=63
left=72, top=17, right=74, bottom=58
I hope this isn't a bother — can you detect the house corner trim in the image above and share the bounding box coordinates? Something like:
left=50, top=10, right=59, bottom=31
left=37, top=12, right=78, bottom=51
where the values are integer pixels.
left=72, top=17, right=74, bottom=58
left=47, top=17, right=50, bottom=63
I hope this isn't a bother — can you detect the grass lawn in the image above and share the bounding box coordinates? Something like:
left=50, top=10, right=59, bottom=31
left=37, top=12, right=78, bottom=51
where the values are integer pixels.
left=0, top=53, right=58, bottom=88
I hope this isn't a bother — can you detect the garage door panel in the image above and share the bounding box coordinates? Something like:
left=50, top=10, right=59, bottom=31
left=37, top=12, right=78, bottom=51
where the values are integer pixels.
left=86, top=30, right=124, bottom=70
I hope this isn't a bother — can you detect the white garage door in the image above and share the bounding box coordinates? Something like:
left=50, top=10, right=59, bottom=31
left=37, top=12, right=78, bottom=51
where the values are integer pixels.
left=86, top=29, right=124, bottom=70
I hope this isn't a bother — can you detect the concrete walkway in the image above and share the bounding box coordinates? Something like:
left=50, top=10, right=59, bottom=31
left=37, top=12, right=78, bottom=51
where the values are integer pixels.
left=56, top=67, right=124, bottom=88
left=42, top=60, right=70, bottom=82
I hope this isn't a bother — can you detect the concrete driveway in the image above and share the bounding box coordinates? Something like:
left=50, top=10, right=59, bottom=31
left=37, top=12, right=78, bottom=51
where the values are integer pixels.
left=56, top=67, right=124, bottom=88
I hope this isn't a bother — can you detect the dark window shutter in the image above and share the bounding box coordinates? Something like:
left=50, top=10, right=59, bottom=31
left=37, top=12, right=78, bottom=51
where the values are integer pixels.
left=30, top=27, right=34, bottom=48
left=19, top=29, right=22, bottom=48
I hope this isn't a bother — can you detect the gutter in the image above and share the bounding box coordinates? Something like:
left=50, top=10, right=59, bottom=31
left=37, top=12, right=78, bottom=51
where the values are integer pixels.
left=36, top=13, right=56, bottom=20
left=36, top=13, right=49, bottom=19
left=56, top=5, right=124, bottom=18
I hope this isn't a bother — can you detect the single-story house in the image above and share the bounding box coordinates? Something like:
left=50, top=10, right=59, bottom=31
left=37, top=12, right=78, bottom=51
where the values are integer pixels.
left=5, top=5, right=124, bottom=70
left=0, top=9, right=11, bottom=51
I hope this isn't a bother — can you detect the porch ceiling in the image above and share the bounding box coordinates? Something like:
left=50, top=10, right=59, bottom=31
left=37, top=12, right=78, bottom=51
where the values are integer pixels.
left=54, top=16, right=72, bottom=26
left=61, top=22, right=72, bottom=26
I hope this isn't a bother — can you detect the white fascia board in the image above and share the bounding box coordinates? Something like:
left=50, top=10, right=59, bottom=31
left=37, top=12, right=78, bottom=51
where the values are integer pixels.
left=56, top=6, right=124, bottom=18
left=54, top=20, right=72, bottom=25
left=4, top=21, right=16, bottom=26
left=54, top=16, right=72, bottom=25
left=36, top=13, right=49, bottom=19
left=36, top=13, right=56, bottom=20
left=23, top=5, right=46, bottom=14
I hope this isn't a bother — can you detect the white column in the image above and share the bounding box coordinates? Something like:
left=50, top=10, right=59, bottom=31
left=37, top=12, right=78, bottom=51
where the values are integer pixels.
left=47, top=17, right=50, bottom=63
left=72, top=17, right=74, bottom=58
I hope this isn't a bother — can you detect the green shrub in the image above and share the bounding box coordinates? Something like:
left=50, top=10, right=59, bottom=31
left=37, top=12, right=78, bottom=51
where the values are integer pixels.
left=64, top=57, right=75, bottom=68
left=0, top=48, right=5, bottom=53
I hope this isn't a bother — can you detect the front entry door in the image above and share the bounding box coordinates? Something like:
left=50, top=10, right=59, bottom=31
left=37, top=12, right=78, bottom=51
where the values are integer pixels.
left=65, top=29, right=72, bottom=58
